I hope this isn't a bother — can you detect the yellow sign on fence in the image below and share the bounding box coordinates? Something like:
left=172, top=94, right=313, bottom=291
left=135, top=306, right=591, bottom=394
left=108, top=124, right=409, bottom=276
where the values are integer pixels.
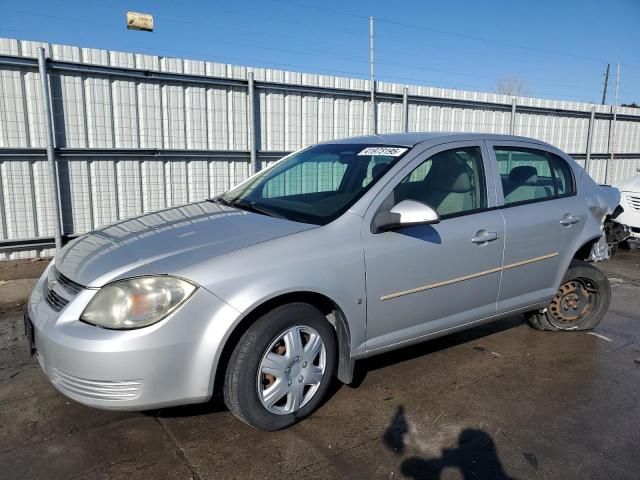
left=126, top=12, right=154, bottom=32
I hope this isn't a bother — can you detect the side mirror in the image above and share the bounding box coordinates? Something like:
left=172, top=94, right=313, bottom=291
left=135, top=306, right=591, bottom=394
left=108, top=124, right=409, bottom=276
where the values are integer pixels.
left=372, top=199, right=440, bottom=233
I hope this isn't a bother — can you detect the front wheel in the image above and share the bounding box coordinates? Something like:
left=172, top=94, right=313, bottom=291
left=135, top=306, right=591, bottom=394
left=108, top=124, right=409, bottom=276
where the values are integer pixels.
left=526, top=259, right=611, bottom=331
left=223, top=303, right=336, bottom=430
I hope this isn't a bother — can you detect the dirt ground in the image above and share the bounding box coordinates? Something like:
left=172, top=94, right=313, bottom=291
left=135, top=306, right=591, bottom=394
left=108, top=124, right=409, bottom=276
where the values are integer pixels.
left=1, top=250, right=639, bottom=479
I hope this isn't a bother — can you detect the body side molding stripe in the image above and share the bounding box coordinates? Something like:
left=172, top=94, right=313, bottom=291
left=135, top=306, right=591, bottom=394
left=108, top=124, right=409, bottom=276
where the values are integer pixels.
left=380, top=252, right=559, bottom=301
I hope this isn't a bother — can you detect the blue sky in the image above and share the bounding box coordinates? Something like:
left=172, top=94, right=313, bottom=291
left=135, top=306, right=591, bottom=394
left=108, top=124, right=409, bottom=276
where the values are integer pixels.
left=1, top=0, right=639, bottom=104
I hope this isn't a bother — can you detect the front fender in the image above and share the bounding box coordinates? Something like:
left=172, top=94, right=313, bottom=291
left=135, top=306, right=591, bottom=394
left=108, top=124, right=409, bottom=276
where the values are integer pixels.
left=178, top=213, right=368, bottom=361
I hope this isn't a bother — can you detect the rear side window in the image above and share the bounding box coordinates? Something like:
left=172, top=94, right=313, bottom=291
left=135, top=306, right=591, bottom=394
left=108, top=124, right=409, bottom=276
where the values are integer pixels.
left=494, top=147, right=575, bottom=205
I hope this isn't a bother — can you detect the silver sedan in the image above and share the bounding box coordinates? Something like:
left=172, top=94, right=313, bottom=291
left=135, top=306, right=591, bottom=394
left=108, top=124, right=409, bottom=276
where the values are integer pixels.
left=27, top=133, right=619, bottom=430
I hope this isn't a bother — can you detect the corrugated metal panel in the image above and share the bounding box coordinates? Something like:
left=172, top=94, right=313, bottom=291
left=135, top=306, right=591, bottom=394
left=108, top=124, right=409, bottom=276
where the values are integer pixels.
left=187, top=160, right=210, bottom=201
left=84, top=77, right=113, bottom=148
left=65, top=159, right=93, bottom=232
left=617, top=120, right=640, bottom=153
left=112, top=79, right=138, bottom=148
left=1, top=159, right=37, bottom=237
left=207, top=87, right=229, bottom=149
left=138, top=82, right=162, bottom=148
left=0, top=69, right=28, bottom=148
left=23, top=69, right=47, bottom=148
left=90, top=160, right=118, bottom=227
left=141, top=160, right=167, bottom=212
left=117, top=160, right=143, bottom=219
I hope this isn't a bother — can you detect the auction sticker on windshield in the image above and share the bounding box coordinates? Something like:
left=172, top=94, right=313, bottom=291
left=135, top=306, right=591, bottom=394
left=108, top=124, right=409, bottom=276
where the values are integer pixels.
left=357, top=147, right=408, bottom=157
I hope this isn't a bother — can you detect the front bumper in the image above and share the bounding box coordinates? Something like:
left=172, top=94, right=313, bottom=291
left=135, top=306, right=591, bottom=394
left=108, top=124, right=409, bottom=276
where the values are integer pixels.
left=616, top=193, right=640, bottom=239
left=27, top=272, right=242, bottom=410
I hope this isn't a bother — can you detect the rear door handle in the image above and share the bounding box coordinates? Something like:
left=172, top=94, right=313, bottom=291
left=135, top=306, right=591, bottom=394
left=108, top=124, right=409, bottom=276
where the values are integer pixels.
left=471, top=230, right=499, bottom=244
left=560, top=214, right=581, bottom=226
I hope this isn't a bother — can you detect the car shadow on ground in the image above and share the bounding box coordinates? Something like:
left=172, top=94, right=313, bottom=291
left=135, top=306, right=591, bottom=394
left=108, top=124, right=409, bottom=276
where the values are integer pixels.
left=150, top=315, right=524, bottom=419
left=148, top=397, right=228, bottom=418
left=350, top=315, right=524, bottom=387
left=384, top=405, right=515, bottom=480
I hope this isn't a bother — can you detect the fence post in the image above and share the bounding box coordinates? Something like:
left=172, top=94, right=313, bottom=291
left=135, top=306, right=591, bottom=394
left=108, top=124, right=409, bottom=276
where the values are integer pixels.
left=584, top=107, right=595, bottom=176
left=605, top=104, right=617, bottom=184
left=247, top=71, right=258, bottom=175
left=509, top=97, right=517, bottom=135
left=402, top=87, right=409, bottom=133
left=37, top=47, right=63, bottom=252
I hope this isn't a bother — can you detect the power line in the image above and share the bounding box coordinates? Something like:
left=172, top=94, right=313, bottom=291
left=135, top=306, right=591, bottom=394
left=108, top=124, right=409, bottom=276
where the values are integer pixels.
left=3, top=8, right=595, bottom=91
left=8, top=8, right=602, bottom=92
left=0, top=29, right=604, bottom=102
left=1, top=7, right=619, bottom=102
left=272, top=0, right=612, bottom=65
left=149, top=8, right=606, bottom=92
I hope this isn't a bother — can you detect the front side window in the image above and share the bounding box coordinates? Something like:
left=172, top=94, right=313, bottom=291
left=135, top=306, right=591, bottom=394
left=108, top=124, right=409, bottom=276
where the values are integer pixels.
left=391, top=146, right=487, bottom=217
left=494, top=147, right=575, bottom=205
left=220, top=144, right=410, bottom=225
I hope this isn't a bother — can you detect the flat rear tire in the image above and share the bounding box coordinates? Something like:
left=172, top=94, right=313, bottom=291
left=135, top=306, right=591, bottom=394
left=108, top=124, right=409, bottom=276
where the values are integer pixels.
left=526, top=260, right=611, bottom=331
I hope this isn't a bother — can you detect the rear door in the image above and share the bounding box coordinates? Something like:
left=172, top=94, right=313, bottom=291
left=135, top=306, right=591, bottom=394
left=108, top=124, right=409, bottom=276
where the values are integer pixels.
left=485, top=141, right=587, bottom=312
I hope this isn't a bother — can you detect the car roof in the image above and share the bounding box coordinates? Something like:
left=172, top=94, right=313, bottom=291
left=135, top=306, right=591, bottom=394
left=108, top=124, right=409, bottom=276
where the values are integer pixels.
left=324, top=132, right=553, bottom=148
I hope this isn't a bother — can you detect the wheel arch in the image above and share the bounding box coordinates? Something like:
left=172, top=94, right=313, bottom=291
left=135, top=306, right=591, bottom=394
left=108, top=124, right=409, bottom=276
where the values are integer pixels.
left=212, top=291, right=355, bottom=395
left=547, top=234, right=603, bottom=292
left=572, top=234, right=602, bottom=261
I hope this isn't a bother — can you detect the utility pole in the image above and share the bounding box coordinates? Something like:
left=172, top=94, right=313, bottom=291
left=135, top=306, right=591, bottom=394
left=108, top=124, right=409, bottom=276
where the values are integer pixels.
left=605, top=63, right=621, bottom=184
left=369, top=16, right=376, bottom=135
left=601, top=63, right=610, bottom=105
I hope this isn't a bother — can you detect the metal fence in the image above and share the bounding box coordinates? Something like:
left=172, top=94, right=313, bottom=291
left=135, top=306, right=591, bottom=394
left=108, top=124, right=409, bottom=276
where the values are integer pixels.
left=1, top=37, right=639, bottom=259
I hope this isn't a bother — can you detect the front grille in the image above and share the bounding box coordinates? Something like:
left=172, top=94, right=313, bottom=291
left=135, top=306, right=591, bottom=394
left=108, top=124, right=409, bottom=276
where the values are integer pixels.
left=50, top=268, right=84, bottom=295
left=45, top=288, right=69, bottom=311
left=44, top=267, right=85, bottom=312
left=627, top=195, right=640, bottom=212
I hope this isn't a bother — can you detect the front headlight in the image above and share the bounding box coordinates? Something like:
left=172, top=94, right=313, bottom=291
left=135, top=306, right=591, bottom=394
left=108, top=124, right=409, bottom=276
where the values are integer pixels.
left=81, top=276, right=197, bottom=329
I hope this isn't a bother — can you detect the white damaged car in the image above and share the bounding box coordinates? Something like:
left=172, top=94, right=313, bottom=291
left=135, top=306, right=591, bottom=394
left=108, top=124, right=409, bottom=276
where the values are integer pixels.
left=613, top=172, right=640, bottom=248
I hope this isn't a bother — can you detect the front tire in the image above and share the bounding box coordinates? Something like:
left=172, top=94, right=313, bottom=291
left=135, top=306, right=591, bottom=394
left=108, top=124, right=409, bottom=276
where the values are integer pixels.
left=223, top=303, right=337, bottom=430
left=526, top=259, right=611, bottom=331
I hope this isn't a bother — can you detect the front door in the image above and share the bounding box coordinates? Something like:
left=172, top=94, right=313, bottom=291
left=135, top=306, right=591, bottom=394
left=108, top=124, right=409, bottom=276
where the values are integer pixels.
left=362, top=142, right=505, bottom=353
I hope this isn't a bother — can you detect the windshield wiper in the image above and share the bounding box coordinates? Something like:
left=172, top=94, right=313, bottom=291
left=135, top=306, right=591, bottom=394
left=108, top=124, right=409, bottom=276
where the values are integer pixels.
left=208, top=196, right=232, bottom=206
left=208, top=196, right=286, bottom=220
left=229, top=199, right=287, bottom=220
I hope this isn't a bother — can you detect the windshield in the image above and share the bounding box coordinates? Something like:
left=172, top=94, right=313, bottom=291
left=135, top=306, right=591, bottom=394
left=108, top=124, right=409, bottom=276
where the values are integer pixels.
left=219, top=144, right=411, bottom=225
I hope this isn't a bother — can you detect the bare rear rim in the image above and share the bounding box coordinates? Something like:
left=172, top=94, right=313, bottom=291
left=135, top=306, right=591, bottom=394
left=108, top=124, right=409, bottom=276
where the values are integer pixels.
left=547, top=277, right=601, bottom=328
left=256, top=325, right=327, bottom=415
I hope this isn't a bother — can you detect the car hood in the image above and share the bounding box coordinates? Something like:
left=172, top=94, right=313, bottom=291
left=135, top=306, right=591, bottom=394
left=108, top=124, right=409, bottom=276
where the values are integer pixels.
left=615, top=175, right=640, bottom=193
left=55, top=201, right=317, bottom=287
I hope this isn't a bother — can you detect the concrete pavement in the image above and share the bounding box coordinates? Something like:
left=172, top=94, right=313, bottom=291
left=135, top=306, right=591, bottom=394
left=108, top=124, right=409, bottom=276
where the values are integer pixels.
left=1, top=252, right=639, bottom=479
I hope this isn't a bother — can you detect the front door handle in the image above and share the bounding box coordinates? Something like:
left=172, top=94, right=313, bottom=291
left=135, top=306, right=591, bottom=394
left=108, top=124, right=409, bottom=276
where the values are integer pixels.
left=471, top=230, right=499, bottom=244
left=560, top=214, right=581, bottom=226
